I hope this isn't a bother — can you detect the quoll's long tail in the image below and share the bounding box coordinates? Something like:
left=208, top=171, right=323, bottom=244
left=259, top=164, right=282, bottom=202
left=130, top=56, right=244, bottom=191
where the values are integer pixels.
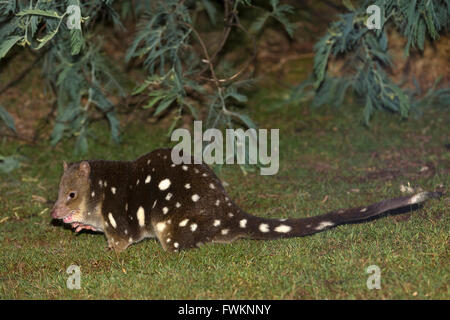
left=240, top=192, right=441, bottom=240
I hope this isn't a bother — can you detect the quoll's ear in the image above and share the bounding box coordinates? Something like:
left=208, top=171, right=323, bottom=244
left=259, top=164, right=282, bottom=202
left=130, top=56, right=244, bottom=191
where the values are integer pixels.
left=79, top=161, right=91, bottom=176
left=63, top=161, right=68, bottom=171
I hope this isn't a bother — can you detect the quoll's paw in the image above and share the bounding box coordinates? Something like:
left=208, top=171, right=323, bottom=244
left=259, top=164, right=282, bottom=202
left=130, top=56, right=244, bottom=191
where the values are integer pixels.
left=72, top=223, right=99, bottom=233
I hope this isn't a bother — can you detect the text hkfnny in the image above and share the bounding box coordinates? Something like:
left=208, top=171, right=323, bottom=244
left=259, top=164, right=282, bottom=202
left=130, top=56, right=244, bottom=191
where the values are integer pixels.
left=178, top=304, right=271, bottom=317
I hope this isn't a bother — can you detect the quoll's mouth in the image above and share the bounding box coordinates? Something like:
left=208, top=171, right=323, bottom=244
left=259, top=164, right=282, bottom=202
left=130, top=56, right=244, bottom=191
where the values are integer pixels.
left=59, top=210, right=100, bottom=233
left=62, top=211, right=75, bottom=223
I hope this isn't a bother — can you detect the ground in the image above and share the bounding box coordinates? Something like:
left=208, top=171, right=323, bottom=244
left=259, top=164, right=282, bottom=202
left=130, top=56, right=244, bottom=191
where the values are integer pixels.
left=1, top=69, right=448, bottom=298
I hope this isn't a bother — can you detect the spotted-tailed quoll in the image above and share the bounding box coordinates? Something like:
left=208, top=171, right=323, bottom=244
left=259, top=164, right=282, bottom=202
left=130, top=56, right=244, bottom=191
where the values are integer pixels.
left=51, top=148, right=440, bottom=252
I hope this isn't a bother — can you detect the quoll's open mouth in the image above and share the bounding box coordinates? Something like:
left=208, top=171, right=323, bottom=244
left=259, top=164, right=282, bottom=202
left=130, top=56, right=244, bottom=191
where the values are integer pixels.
left=62, top=212, right=75, bottom=223
left=58, top=210, right=99, bottom=232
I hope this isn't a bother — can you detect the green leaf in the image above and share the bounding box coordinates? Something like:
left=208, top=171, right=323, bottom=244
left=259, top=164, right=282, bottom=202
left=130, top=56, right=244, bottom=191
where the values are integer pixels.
left=16, top=9, right=62, bottom=19
left=154, top=98, right=176, bottom=116
left=0, top=105, right=16, bottom=132
left=234, top=113, right=257, bottom=129
left=363, top=98, right=373, bottom=125
left=75, top=132, right=88, bottom=155
left=227, top=91, right=248, bottom=103
left=70, top=29, right=83, bottom=55
left=0, top=155, right=20, bottom=173
left=200, top=0, right=217, bottom=25
left=342, top=0, right=355, bottom=11
left=0, top=36, right=22, bottom=59
left=143, top=96, right=164, bottom=109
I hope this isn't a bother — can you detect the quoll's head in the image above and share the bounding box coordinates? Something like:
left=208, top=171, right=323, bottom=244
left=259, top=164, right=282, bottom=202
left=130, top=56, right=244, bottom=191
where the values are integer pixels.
left=51, top=161, right=93, bottom=228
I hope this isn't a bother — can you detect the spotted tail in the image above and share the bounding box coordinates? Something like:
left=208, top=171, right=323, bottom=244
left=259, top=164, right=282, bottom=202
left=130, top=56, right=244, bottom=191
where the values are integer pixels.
left=238, top=192, right=441, bottom=240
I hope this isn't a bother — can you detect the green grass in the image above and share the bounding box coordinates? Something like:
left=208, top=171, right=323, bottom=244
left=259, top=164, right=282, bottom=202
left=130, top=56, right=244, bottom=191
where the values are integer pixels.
left=0, top=79, right=449, bottom=299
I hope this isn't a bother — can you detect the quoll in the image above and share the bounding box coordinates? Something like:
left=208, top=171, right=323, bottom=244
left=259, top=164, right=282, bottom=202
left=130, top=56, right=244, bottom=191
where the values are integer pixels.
left=51, top=148, right=439, bottom=252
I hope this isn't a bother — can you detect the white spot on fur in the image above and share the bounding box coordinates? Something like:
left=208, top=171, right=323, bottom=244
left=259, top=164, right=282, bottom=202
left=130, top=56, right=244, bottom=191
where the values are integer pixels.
left=315, top=221, right=334, bottom=230
left=215, top=200, right=220, bottom=206
left=165, top=193, right=173, bottom=201
left=409, top=192, right=427, bottom=204
left=174, top=242, right=179, bottom=248
left=194, top=168, right=199, bottom=173
left=158, top=179, right=171, bottom=191
left=190, top=223, right=198, bottom=232
left=175, top=202, right=181, bottom=208
left=137, top=206, right=145, bottom=227
left=182, top=165, right=188, bottom=171
left=259, top=223, right=270, bottom=233
left=108, top=213, right=117, bottom=229
left=162, top=207, right=169, bottom=214
left=136, top=179, right=140, bottom=185
left=192, top=194, right=200, bottom=202
left=156, top=222, right=166, bottom=233
left=179, top=219, right=189, bottom=227
left=166, top=238, right=171, bottom=243
left=147, top=160, right=151, bottom=164
left=145, top=175, right=151, bottom=184
left=128, top=237, right=133, bottom=243
left=209, top=183, right=215, bottom=189
left=213, top=220, right=221, bottom=227
left=185, top=183, right=191, bottom=189
left=91, top=191, right=95, bottom=197
left=228, top=212, right=234, bottom=218
left=98, top=180, right=102, bottom=187
left=125, top=203, right=128, bottom=211
left=239, top=219, right=247, bottom=228
left=111, top=187, right=116, bottom=194
left=170, top=164, right=176, bottom=167
left=221, top=229, right=229, bottom=235
left=274, top=224, right=292, bottom=233
left=152, top=200, right=157, bottom=209
left=124, top=229, right=128, bottom=235
left=103, top=181, right=107, bottom=187
left=360, top=207, right=367, bottom=212
left=202, top=173, right=208, bottom=177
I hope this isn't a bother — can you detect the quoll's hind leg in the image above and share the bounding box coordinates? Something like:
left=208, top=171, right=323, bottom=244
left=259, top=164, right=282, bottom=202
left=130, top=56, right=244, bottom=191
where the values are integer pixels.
left=152, top=213, right=246, bottom=252
left=152, top=218, right=209, bottom=252
left=105, top=231, right=131, bottom=253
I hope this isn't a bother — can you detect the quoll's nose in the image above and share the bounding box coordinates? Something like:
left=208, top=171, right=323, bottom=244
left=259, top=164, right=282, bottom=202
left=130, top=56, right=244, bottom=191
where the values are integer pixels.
left=51, top=205, right=61, bottom=219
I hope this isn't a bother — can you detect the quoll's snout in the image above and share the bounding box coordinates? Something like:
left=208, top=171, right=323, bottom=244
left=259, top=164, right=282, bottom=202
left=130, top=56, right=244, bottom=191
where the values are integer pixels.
left=51, top=203, right=68, bottom=219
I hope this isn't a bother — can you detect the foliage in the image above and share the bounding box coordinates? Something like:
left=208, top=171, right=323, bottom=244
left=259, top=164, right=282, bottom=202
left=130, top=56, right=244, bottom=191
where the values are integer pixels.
left=0, top=0, right=124, bottom=154
left=0, top=0, right=294, bottom=159
left=291, top=0, right=450, bottom=124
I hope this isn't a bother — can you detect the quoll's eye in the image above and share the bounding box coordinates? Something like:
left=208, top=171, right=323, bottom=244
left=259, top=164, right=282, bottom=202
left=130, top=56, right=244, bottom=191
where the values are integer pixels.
left=68, top=191, right=76, bottom=200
